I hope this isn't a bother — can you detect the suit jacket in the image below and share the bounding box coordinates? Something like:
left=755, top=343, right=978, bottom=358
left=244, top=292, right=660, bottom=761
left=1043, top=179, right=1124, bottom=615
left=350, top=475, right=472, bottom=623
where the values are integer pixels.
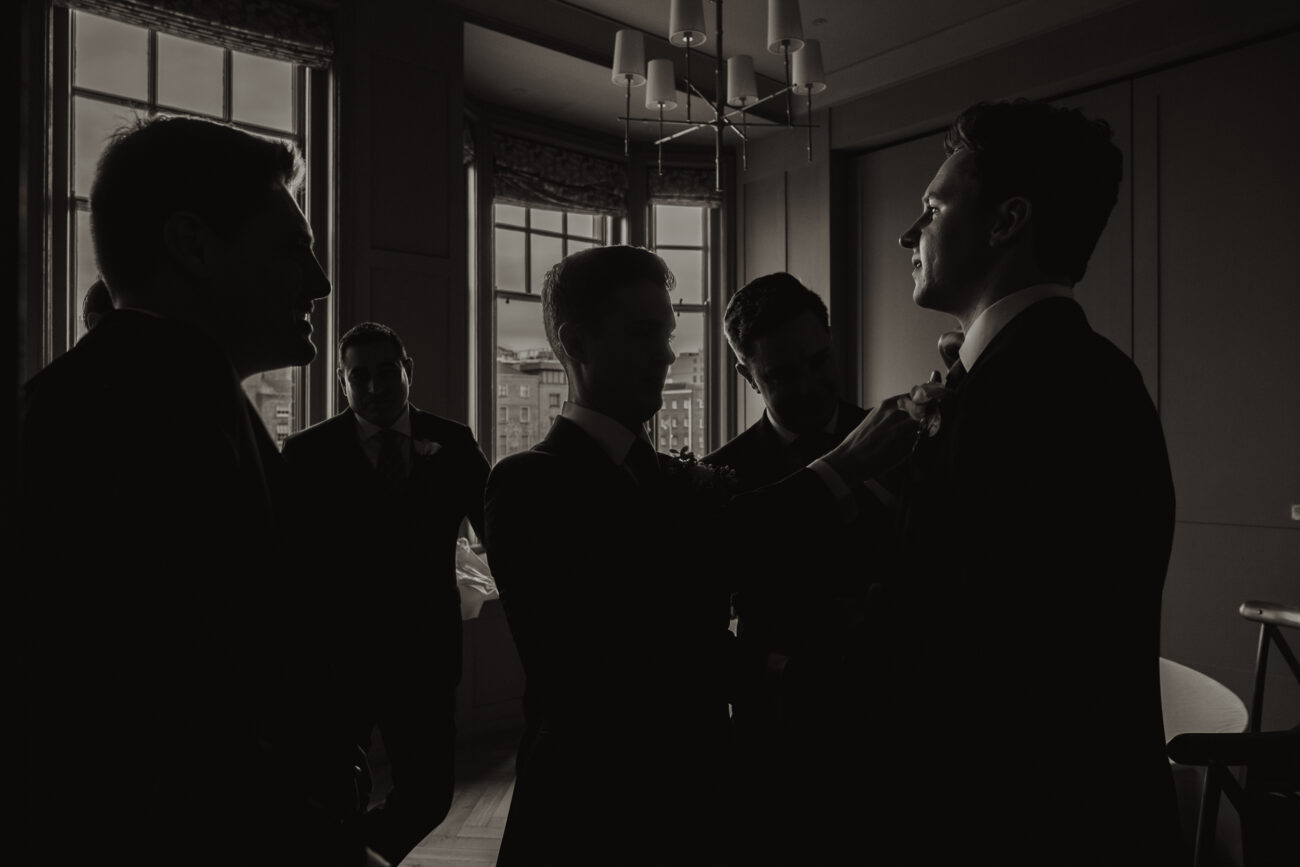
left=872, top=296, right=1181, bottom=864
left=282, top=406, right=489, bottom=688
left=18, top=309, right=358, bottom=866
left=484, top=416, right=840, bottom=864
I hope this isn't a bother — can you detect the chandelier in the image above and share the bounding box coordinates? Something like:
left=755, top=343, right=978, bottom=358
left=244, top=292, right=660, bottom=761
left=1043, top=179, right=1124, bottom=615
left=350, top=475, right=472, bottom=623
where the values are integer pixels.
left=610, top=0, right=826, bottom=191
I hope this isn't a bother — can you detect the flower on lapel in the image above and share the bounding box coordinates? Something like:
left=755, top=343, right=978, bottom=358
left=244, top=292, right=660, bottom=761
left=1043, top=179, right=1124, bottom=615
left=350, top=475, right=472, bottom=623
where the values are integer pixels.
left=413, top=439, right=442, bottom=458
left=663, top=447, right=738, bottom=501
left=898, top=370, right=950, bottom=440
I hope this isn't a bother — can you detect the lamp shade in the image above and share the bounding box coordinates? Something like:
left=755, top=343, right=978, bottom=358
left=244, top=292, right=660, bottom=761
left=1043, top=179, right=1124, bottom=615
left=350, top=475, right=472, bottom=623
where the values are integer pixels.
left=645, top=58, right=678, bottom=110
left=727, top=55, right=758, bottom=107
left=611, top=29, right=646, bottom=86
left=767, top=0, right=804, bottom=54
left=669, top=0, right=707, bottom=47
left=791, top=39, right=826, bottom=94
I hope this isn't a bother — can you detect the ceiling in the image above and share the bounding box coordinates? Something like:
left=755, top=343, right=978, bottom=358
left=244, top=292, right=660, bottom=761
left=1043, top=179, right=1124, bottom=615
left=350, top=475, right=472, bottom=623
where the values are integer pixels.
left=460, top=0, right=1137, bottom=142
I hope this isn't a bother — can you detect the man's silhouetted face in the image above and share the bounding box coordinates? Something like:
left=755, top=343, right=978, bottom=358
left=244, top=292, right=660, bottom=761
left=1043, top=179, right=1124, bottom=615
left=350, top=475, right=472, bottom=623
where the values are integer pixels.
left=739, top=310, right=839, bottom=435
left=580, top=278, right=677, bottom=428
left=339, top=338, right=412, bottom=428
left=899, top=149, right=997, bottom=319
left=208, top=183, right=331, bottom=376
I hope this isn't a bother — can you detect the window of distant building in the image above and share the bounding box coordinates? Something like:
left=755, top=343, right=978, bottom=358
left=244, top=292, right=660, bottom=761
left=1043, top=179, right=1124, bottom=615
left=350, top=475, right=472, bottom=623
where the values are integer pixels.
left=549, top=393, right=560, bottom=409
left=520, top=406, right=529, bottom=422
left=497, top=384, right=508, bottom=397
left=53, top=8, right=331, bottom=449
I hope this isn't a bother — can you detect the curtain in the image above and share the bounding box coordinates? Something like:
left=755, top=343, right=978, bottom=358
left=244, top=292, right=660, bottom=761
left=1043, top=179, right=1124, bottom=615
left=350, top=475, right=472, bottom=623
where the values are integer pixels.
left=60, top=0, right=335, bottom=68
left=492, top=132, right=627, bottom=216
left=647, top=165, right=722, bottom=207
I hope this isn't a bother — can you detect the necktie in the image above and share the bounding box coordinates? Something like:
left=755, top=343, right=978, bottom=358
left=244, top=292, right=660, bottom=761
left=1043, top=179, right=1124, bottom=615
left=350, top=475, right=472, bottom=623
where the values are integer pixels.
left=791, top=430, right=841, bottom=467
left=376, top=428, right=408, bottom=488
left=945, top=360, right=968, bottom=390
left=624, top=437, right=660, bottom=487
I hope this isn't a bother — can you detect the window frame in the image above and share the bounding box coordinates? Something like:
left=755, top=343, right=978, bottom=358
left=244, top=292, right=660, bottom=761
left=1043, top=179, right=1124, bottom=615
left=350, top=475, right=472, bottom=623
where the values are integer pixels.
left=40, top=5, right=336, bottom=436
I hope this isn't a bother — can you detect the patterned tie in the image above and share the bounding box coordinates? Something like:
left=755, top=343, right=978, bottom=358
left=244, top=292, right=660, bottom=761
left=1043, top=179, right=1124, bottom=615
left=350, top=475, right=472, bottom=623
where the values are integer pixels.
left=623, top=437, right=660, bottom=487
left=376, top=427, right=408, bottom=489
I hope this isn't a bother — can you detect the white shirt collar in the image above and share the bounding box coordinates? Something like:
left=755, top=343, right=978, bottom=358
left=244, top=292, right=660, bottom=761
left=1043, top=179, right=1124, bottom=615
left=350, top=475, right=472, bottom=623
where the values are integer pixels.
left=959, top=283, right=1074, bottom=371
left=561, top=401, right=644, bottom=465
left=765, top=406, right=841, bottom=447
left=354, top=404, right=412, bottom=440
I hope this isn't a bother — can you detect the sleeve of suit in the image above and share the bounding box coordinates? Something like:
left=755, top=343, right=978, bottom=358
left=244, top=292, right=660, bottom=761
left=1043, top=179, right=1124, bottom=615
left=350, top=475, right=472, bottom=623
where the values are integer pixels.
left=458, top=428, right=491, bottom=541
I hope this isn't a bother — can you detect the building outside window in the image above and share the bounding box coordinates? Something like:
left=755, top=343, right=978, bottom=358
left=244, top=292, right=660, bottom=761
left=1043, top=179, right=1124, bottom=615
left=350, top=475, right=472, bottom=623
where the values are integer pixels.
left=62, top=9, right=324, bottom=449
left=651, top=203, right=711, bottom=458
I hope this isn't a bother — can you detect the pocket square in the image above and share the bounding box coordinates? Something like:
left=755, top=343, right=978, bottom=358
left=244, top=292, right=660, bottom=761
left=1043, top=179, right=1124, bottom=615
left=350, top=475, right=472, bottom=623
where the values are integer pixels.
left=413, top=439, right=442, bottom=457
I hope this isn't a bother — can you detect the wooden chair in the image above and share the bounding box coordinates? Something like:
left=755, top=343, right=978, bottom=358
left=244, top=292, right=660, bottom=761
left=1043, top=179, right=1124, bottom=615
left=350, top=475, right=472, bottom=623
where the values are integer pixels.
left=1166, top=600, right=1300, bottom=867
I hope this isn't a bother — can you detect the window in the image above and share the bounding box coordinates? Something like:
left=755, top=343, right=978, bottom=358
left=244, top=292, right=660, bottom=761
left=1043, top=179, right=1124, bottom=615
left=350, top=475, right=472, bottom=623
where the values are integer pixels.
left=492, top=203, right=616, bottom=462
left=652, top=203, right=712, bottom=457
left=61, top=10, right=326, bottom=450
left=498, top=406, right=508, bottom=423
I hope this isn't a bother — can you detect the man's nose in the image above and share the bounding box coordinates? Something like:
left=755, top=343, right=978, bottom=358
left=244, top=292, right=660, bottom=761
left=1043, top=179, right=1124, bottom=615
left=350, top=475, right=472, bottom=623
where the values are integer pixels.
left=899, top=220, right=921, bottom=249
left=306, top=249, right=331, bottom=300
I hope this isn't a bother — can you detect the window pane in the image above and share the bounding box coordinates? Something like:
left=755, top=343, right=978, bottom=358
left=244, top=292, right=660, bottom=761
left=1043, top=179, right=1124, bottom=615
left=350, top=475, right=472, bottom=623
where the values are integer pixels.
left=242, top=369, right=299, bottom=450
left=157, top=32, right=223, bottom=116
left=494, top=228, right=525, bottom=292
left=74, top=11, right=147, bottom=100
left=654, top=204, right=702, bottom=246
left=531, top=208, right=562, bottom=232
left=73, top=210, right=97, bottom=343
left=530, top=234, right=563, bottom=293
left=495, top=204, right=525, bottom=226
left=232, top=51, right=294, bottom=131
left=495, top=297, right=566, bottom=463
left=74, top=97, right=142, bottom=195
left=567, top=239, right=595, bottom=256
left=659, top=248, right=704, bottom=304
left=662, top=310, right=708, bottom=456
left=568, top=213, right=595, bottom=238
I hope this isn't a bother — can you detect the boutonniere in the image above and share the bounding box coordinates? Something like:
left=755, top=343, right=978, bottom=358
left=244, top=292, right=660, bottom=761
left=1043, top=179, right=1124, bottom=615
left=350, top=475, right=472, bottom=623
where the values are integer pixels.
left=413, top=439, right=442, bottom=458
left=664, top=447, right=738, bottom=499
left=898, top=370, right=951, bottom=445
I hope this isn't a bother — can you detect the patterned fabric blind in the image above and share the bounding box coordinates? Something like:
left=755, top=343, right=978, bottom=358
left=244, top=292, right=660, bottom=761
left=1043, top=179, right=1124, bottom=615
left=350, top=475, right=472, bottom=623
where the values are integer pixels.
left=647, top=165, right=722, bottom=207
left=492, top=132, right=627, bottom=216
left=60, top=0, right=335, bottom=68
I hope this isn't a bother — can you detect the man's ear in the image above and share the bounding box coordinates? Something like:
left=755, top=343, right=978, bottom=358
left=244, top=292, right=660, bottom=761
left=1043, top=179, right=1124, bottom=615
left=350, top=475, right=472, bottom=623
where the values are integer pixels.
left=557, top=321, right=586, bottom=364
left=989, top=196, right=1032, bottom=248
left=162, top=211, right=217, bottom=279
left=402, top=357, right=414, bottom=385
left=735, top=362, right=758, bottom=392
left=335, top=368, right=348, bottom=398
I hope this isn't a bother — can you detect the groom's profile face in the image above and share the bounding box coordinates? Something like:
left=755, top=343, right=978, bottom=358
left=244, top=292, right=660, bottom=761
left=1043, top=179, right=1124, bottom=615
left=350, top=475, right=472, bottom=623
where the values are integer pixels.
left=582, top=278, right=677, bottom=426
left=900, top=149, right=996, bottom=317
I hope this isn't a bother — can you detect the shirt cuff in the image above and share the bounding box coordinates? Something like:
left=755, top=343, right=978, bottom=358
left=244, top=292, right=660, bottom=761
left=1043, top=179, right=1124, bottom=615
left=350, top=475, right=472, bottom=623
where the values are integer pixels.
left=810, top=458, right=859, bottom=524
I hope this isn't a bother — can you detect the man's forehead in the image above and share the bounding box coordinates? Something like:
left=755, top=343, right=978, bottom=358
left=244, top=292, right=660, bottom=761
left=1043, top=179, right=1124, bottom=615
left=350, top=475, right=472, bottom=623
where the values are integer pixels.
left=342, top=340, right=403, bottom=368
left=926, top=149, right=978, bottom=200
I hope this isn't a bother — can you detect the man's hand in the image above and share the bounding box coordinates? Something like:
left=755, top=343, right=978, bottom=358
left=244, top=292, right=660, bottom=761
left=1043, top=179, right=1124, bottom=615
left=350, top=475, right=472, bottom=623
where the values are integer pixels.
left=820, top=396, right=918, bottom=486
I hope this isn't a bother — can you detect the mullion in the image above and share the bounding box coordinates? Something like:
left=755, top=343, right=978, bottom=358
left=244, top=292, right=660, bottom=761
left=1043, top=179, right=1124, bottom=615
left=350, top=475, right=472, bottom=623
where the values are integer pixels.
left=222, top=49, right=232, bottom=122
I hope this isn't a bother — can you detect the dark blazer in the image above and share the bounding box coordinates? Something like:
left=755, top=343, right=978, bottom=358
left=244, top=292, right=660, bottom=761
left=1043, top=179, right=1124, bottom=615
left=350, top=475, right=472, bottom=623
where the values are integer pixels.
left=282, top=406, right=488, bottom=686
left=484, top=415, right=839, bottom=865
left=18, top=309, right=358, bottom=866
left=282, top=405, right=488, bottom=863
left=873, top=296, right=1181, bottom=864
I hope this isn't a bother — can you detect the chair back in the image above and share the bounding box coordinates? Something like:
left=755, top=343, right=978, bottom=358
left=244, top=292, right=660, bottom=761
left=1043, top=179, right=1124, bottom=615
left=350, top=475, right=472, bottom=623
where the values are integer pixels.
left=1238, top=600, right=1300, bottom=732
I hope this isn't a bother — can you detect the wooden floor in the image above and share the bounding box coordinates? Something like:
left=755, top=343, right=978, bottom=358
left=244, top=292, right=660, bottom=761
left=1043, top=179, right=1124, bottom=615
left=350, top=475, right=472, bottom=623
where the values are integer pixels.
left=395, top=728, right=519, bottom=867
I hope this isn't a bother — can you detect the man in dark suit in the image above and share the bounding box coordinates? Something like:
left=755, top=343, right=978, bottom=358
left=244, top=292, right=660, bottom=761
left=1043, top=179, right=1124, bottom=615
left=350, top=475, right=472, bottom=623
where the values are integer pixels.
left=282, top=321, right=490, bottom=866
left=855, top=99, right=1182, bottom=863
left=483, top=246, right=918, bottom=865
left=18, top=116, right=365, bottom=865
left=703, top=272, right=885, bottom=863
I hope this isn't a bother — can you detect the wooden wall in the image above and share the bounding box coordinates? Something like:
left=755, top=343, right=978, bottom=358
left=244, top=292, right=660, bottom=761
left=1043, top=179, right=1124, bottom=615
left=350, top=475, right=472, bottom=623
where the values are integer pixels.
left=849, top=34, right=1300, bottom=735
